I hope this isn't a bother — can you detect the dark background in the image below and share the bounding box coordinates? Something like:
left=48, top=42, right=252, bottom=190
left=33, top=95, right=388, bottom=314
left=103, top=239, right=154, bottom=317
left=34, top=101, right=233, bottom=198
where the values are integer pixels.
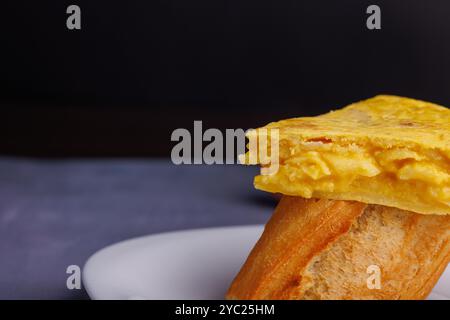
left=2, top=0, right=450, bottom=157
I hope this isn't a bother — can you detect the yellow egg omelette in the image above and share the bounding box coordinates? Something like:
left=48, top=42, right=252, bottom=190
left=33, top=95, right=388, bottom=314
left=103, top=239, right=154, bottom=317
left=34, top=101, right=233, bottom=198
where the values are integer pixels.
left=246, top=95, right=450, bottom=215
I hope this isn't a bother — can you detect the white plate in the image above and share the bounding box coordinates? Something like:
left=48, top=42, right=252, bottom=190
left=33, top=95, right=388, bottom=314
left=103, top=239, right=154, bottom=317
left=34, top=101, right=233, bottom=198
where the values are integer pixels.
left=83, top=225, right=450, bottom=300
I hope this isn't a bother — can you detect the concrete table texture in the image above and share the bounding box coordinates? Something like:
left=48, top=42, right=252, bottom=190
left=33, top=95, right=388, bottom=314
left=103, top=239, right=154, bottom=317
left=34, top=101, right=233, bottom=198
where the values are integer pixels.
left=0, top=158, right=274, bottom=299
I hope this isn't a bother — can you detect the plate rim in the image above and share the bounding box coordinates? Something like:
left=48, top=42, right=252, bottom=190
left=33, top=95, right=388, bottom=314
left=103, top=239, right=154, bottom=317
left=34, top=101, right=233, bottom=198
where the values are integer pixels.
left=82, top=224, right=264, bottom=300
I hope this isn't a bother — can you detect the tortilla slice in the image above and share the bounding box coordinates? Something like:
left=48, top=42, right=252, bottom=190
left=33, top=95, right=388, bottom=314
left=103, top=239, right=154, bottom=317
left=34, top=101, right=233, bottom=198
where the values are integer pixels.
left=247, top=95, right=450, bottom=215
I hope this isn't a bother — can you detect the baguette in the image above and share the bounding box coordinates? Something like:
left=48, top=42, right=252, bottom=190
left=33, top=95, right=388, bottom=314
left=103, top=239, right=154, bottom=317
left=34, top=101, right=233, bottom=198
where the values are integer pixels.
left=227, top=196, right=450, bottom=299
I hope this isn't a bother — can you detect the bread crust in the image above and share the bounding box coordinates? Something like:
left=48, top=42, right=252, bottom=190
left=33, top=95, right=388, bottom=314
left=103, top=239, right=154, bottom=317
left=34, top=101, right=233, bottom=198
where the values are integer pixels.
left=226, top=196, right=450, bottom=300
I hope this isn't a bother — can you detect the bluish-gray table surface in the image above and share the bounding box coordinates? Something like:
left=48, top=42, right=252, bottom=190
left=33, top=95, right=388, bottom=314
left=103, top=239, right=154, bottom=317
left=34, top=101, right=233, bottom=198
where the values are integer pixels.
left=0, top=158, right=274, bottom=299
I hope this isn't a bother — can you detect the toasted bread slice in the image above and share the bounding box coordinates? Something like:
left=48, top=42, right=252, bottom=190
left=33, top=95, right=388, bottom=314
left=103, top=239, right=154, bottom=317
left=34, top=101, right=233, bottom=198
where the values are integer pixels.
left=227, top=197, right=450, bottom=299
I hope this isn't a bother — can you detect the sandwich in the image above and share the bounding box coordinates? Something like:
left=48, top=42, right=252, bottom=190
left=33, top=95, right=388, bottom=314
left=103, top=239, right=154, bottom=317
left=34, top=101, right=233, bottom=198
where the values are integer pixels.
left=227, top=95, right=450, bottom=300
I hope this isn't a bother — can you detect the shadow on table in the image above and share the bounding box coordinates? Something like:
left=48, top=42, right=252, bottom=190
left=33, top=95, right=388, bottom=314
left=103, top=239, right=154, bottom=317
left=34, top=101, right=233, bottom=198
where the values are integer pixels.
left=236, top=193, right=279, bottom=210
